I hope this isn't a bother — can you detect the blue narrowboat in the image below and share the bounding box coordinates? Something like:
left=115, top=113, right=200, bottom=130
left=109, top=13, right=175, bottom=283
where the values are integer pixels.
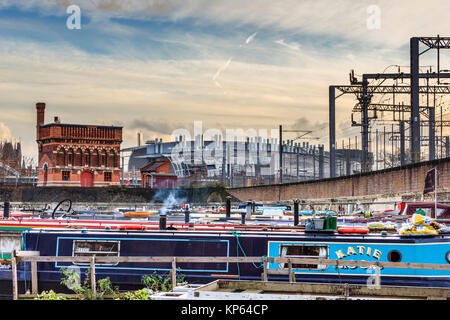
left=9, top=228, right=450, bottom=291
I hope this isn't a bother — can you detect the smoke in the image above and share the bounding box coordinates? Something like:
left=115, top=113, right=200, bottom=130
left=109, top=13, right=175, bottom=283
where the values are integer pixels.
left=151, top=189, right=187, bottom=214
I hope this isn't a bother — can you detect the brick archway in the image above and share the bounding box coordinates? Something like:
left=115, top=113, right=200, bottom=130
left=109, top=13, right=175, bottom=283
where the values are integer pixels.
left=80, top=170, right=94, bottom=187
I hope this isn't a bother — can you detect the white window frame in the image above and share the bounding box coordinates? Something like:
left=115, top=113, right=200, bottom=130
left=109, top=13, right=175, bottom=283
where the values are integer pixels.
left=72, top=239, right=120, bottom=266
left=279, top=244, right=328, bottom=270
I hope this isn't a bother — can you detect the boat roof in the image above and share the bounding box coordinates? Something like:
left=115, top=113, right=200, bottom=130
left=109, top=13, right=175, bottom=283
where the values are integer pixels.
left=23, top=228, right=450, bottom=243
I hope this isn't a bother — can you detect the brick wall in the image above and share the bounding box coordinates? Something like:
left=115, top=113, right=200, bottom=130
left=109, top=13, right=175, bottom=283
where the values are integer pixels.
left=229, top=158, right=450, bottom=202
left=0, top=185, right=230, bottom=204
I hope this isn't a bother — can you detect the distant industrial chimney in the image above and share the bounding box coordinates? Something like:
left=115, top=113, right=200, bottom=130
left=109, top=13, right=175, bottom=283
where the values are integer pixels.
left=36, top=102, right=45, bottom=125
left=36, top=102, right=46, bottom=140
left=137, top=132, right=142, bottom=146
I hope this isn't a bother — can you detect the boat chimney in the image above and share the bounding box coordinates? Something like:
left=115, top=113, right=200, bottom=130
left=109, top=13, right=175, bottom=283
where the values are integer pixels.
left=293, top=199, right=300, bottom=226
left=3, top=199, right=10, bottom=219
left=246, top=200, right=252, bottom=219
left=159, top=213, right=167, bottom=230
left=240, top=212, right=246, bottom=225
left=225, top=196, right=231, bottom=219
left=184, top=204, right=190, bottom=224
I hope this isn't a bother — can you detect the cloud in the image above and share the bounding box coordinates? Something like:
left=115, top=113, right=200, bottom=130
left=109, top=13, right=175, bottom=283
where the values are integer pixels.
left=128, top=118, right=189, bottom=135
left=212, top=31, right=257, bottom=91
left=213, top=57, right=233, bottom=84
left=0, top=122, right=12, bottom=141
left=275, top=39, right=301, bottom=51
left=245, top=32, right=257, bottom=45
left=6, top=0, right=450, bottom=48
left=0, top=31, right=407, bottom=159
left=289, top=117, right=327, bottom=132
left=4, top=1, right=450, bottom=160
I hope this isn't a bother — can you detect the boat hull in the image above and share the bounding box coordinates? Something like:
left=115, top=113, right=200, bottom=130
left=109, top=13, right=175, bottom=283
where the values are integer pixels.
left=2, top=229, right=450, bottom=293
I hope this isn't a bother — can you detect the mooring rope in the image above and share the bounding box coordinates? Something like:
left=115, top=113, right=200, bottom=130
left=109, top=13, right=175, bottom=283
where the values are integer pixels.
left=231, top=231, right=266, bottom=280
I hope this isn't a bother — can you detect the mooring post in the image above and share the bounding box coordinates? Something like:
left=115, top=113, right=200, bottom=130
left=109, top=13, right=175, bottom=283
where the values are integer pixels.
left=11, top=250, right=18, bottom=300
left=171, top=257, right=177, bottom=288
left=293, top=199, right=300, bottom=226
left=225, top=196, right=231, bottom=218
left=90, top=256, right=96, bottom=299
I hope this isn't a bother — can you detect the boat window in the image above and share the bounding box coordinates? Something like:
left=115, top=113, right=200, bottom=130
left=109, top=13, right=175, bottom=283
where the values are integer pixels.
left=436, top=208, right=445, bottom=218
left=423, top=208, right=432, bottom=217
left=279, top=245, right=328, bottom=270
left=446, top=251, right=450, bottom=264
left=72, top=240, right=120, bottom=266
left=387, top=250, right=402, bottom=263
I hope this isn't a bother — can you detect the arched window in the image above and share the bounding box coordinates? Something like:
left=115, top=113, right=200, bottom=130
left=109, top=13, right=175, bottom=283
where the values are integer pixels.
left=63, top=149, right=67, bottom=166
left=112, top=151, right=118, bottom=168
left=101, top=149, right=107, bottom=167
left=84, top=149, right=91, bottom=167
left=57, top=148, right=65, bottom=166
left=68, top=148, right=74, bottom=166
left=92, top=149, right=99, bottom=167
left=76, top=148, right=83, bottom=166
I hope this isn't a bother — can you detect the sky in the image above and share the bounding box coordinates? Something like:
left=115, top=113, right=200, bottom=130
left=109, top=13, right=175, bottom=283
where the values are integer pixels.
left=1, top=0, right=450, bottom=164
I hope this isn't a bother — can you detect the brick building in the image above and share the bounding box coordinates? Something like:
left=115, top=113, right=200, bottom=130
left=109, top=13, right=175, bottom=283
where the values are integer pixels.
left=140, top=159, right=178, bottom=188
left=36, top=102, right=122, bottom=187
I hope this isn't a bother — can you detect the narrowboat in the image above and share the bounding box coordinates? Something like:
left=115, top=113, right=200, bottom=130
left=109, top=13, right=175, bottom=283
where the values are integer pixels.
left=3, top=223, right=450, bottom=294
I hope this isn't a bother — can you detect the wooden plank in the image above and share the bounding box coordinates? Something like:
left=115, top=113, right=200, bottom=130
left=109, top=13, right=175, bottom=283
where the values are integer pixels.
left=271, top=257, right=450, bottom=271
left=263, top=257, right=268, bottom=281
left=267, top=269, right=291, bottom=275
left=241, top=289, right=264, bottom=294
left=90, top=256, right=96, bottom=300
left=288, top=259, right=295, bottom=283
left=171, top=257, right=177, bottom=288
left=11, top=251, right=18, bottom=300
left=16, top=251, right=40, bottom=257
left=13, top=255, right=450, bottom=271
left=212, top=280, right=450, bottom=299
left=31, top=261, right=38, bottom=295
left=15, top=256, right=261, bottom=263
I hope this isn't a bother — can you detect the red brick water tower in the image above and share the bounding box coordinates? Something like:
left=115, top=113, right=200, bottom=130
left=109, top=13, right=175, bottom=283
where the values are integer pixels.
left=36, top=102, right=122, bottom=187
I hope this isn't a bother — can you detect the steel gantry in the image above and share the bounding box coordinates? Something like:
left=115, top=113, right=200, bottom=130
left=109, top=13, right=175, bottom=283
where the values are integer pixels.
left=328, top=36, right=450, bottom=178
left=410, top=36, right=450, bottom=162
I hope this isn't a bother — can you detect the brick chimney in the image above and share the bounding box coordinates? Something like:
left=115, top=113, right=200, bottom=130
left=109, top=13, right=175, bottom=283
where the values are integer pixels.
left=36, top=102, right=45, bottom=140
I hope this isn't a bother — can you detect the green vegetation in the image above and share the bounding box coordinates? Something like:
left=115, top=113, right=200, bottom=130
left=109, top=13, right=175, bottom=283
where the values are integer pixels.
left=58, top=267, right=118, bottom=300
left=141, top=271, right=185, bottom=292
left=35, top=290, right=67, bottom=300
left=120, top=289, right=152, bottom=300
left=34, top=267, right=186, bottom=300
